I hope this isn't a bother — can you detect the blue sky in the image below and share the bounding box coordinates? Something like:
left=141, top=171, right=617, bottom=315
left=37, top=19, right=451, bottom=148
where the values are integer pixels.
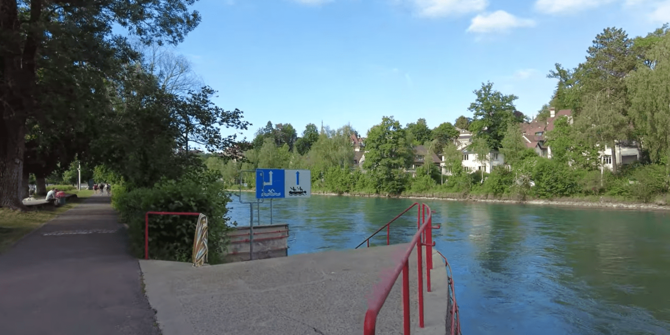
left=170, top=0, right=668, bottom=141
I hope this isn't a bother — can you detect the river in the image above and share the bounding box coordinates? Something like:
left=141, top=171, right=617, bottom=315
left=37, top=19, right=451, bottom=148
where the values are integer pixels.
left=226, top=191, right=670, bottom=335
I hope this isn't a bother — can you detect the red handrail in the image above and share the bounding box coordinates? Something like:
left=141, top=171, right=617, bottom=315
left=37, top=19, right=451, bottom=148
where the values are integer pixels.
left=354, top=203, right=420, bottom=249
left=144, top=211, right=201, bottom=260
left=435, top=249, right=461, bottom=335
left=363, top=203, right=439, bottom=335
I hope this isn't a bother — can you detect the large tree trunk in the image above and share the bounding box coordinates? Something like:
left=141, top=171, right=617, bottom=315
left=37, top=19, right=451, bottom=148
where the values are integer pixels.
left=21, top=166, right=29, bottom=199
left=36, top=176, right=47, bottom=196
left=0, top=118, right=27, bottom=209
left=0, top=0, right=42, bottom=209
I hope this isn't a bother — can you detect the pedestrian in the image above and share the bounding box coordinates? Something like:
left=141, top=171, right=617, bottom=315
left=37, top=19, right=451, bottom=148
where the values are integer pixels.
left=93, top=184, right=98, bottom=194
left=106, top=184, right=111, bottom=196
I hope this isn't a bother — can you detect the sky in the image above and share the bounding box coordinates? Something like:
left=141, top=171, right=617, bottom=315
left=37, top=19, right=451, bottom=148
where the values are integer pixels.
left=168, top=0, right=668, bottom=142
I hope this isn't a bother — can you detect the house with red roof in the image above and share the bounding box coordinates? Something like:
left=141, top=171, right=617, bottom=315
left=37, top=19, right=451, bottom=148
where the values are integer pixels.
left=521, top=107, right=639, bottom=170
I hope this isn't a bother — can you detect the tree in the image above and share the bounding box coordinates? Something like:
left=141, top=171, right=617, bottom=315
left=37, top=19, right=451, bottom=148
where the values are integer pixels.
left=468, top=82, right=520, bottom=150
left=632, top=24, right=669, bottom=69
left=306, top=125, right=355, bottom=183
left=575, top=27, right=638, bottom=173
left=363, top=117, right=413, bottom=194
left=406, top=118, right=433, bottom=145
left=469, top=137, right=490, bottom=182
left=139, top=42, right=203, bottom=95
left=627, top=31, right=670, bottom=178
left=275, top=123, right=297, bottom=150
left=499, top=123, right=527, bottom=167
left=545, top=116, right=600, bottom=171
left=295, top=123, right=319, bottom=155
left=547, top=63, right=581, bottom=111
left=0, top=0, right=201, bottom=209
left=258, top=138, right=290, bottom=169
left=454, top=116, right=471, bottom=130
left=431, top=122, right=459, bottom=154
left=172, top=86, right=250, bottom=152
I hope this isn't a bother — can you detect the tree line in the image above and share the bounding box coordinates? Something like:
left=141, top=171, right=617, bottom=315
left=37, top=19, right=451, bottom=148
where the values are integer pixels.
left=208, top=25, right=670, bottom=203
left=0, top=0, right=250, bottom=263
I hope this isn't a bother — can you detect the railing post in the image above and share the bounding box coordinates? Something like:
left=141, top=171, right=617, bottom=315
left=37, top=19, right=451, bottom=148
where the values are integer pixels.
left=426, top=214, right=433, bottom=292
left=402, top=260, right=410, bottom=335
left=145, top=212, right=149, bottom=260
left=387, top=225, right=390, bottom=245
left=417, top=236, right=424, bottom=328
left=367, top=239, right=369, bottom=248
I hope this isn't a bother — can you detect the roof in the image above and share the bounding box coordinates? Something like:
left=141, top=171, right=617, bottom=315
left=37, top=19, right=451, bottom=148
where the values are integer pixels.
left=413, top=145, right=441, bottom=163
left=521, top=109, right=572, bottom=148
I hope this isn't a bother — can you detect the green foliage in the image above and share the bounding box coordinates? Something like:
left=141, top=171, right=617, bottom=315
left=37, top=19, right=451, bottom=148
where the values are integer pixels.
left=485, top=167, right=513, bottom=196
left=468, top=82, right=521, bottom=150
left=499, top=122, right=527, bottom=167
left=628, top=164, right=669, bottom=202
left=410, top=174, right=436, bottom=193
left=364, top=116, right=413, bottom=194
left=112, top=171, right=232, bottom=263
left=406, top=118, right=433, bottom=145
left=295, top=123, right=319, bottom=155
left=454, top=116, right=471, bottom=130
left=324, top=167, right=353, bottom=194
left=532, top=159, right=579, bottom=198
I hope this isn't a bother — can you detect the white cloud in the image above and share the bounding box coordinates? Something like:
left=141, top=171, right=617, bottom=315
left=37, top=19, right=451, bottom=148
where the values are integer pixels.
left=513, top=69, right=537, bottom=80
left=413, top=0, right=488, bottom=17
left=467, top=10, right=536, bottom=33
left=292, top=0, right=333, bottom=5
left=650, top=0, right=670, bottom=21
left=534, top=0, right=616, bottom=14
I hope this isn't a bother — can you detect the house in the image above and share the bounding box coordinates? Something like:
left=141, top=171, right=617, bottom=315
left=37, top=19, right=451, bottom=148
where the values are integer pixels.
left=521, top=107, right=572, bottom=158
left=521, top=107, right=640, bottom=170
left=406, top=145, right=441, bottom=177
left=441, top=127, right=505, bottom=175
left=350, top=133, right=365, bottom=152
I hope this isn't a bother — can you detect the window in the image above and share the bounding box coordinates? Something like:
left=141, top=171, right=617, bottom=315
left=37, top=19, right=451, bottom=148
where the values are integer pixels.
left=603, top=155, right=612, bottom=164
left=535, top=131, right=544, bottom=136
left=416, top=155, right=424, bottom=162
left=492, top=153, right=498, bottom=160
left=354, top=160, right=358, bottom=164
left=478, top=166, right=484, bottom=171
left=463, top=154, right=469, bottom=161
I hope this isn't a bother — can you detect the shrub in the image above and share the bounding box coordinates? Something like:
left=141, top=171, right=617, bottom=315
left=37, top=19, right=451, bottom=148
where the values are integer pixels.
left=579, top=170, right=605, bottom=195
left=410, top=174, right=436, bottom=193
left=324, top=166, right=352, bottom=194
left=484, top=167, right=513, bottom=196
left=112, top=170, right=233, bottom=264
left=628, top=164, right=668, bottom=202
left=532, top=159, right=578, bottom=198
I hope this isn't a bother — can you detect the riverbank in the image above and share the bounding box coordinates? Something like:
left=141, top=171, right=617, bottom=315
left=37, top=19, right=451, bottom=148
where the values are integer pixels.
left=227, top=188, right=670, bottom=212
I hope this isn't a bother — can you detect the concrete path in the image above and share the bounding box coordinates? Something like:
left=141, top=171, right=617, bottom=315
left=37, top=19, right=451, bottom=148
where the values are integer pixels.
left=0, top=195, right=160, bottom=335
left=140, top=244, right=449, bottom=335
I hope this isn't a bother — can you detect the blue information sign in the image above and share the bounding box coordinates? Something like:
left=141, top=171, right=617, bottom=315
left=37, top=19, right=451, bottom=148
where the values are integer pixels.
left=256, top=169, right=285, bottom=199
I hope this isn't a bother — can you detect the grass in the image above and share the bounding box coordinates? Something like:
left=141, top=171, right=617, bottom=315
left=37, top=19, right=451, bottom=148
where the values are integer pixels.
left=0, top=189, right=95, bottom=253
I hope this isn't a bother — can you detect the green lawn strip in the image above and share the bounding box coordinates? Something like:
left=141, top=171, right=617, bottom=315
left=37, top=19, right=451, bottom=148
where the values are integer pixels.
left=0, top=189, right=95, bottom=253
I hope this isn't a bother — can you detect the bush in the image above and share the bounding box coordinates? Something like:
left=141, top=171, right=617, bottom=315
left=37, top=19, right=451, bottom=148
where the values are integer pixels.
left=410, top=174, right=436, bottom=193
left=579, top=170, right=605, bottom=195
left=48, top=184, right=78, bottom=192
left=112, top=171, right=233, bottom=263
left=532, top=159, right=578, bottom=198
left=484, top=167, right=513, bottom=196
left=324, top=166, right=352, bottom=194
left=628, top=164, right=668, bottom=202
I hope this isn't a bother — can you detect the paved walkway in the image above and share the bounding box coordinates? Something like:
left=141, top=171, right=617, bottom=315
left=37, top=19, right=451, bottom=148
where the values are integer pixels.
left=140, top=244, right=448, bottom=335
left=0, top=195, right=160, bottom=335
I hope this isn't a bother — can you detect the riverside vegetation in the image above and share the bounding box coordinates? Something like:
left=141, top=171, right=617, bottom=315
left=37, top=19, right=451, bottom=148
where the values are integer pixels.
left=0, top=0, right=249, bottom=262
left=207, top=26, right=670, bottom=206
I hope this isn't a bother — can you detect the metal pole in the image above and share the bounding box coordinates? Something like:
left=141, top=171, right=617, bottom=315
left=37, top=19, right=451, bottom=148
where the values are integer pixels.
left=257, top=199, right=261, bottom=226
left=78, top=162, right=81, bottom=191
left=270, top=199, right=273, bottom=225
left=249, top=203, right=254, bottom=261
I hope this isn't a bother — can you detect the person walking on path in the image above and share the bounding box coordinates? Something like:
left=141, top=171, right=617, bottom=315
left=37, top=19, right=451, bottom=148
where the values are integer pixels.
left=93, top=184, right=98, bottom=194
left=0, top=196, right=161, bottom=335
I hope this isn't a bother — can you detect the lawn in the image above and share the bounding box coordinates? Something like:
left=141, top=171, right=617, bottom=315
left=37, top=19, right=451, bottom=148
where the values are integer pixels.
left=0, top=189, right=94, bottom=253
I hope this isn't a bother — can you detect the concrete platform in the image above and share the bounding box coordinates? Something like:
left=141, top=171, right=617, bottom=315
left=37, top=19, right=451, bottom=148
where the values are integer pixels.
left=140, top=244, right=448, bottom=335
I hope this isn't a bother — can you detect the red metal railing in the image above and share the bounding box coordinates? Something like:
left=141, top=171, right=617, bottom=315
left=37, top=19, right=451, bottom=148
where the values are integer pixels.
left=355, top=203, right=422, bottom=249
left=144, top=211, right=201, bottom=260
left=362, top=203, right=442, bottom=335
left=435, top=249, right=461, bottom=335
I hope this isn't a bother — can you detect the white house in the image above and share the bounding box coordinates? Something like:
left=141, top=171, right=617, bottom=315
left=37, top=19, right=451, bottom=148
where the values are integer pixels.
left=440, top=127, right=505, bottom=175
left=521, top=107, right=640, bottom=170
